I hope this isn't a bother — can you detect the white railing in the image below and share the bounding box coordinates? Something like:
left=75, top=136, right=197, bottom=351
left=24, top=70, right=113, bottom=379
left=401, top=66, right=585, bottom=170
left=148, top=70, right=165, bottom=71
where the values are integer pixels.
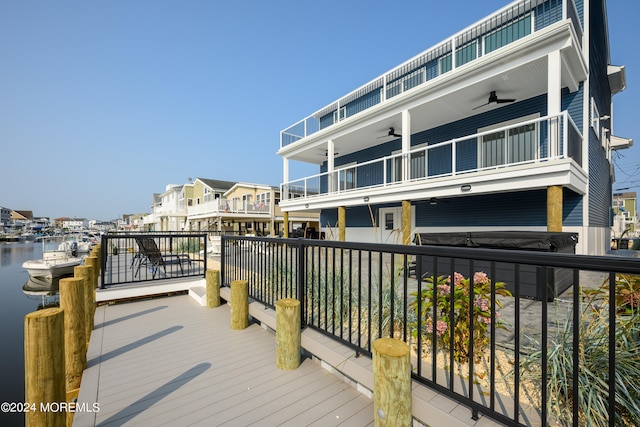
left=281, top=113, right=581, bottom=201
left=280, top=0, right=581, bottom=148
left=187, top=199, right=272, bottom=217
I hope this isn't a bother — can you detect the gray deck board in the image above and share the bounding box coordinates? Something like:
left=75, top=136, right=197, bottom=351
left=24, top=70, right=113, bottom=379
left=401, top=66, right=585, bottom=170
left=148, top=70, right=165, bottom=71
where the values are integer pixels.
left=74, top=294, right=373, bottom=426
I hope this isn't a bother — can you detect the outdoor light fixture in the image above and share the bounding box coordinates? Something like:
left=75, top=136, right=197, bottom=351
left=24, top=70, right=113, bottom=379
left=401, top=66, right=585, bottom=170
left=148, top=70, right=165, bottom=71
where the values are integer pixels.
left=429, top=198, right=438, bottom=205
left=363, top=196, right=370, bottom=202
left=460, top=184, right=472, bottom=192
left=305, top=204, right=309, bottom=208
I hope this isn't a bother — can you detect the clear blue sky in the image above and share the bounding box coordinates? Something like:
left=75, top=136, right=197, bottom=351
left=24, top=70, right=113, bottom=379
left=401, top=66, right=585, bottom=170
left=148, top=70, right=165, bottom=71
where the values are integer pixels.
left=0, top=0, right=637, bottom=221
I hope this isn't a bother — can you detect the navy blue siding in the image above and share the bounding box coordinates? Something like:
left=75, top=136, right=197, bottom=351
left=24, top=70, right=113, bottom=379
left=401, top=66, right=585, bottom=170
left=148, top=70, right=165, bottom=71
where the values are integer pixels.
left=586, top=0, right=613, bottom=228
left=323, top=89, right=582, bottom=191
left=320, top=188, right=582, bottom=229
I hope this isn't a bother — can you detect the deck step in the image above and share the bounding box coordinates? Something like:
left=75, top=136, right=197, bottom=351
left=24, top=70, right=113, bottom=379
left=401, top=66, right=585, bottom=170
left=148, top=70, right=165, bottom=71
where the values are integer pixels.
left=188, top=285, right=207, bottom=306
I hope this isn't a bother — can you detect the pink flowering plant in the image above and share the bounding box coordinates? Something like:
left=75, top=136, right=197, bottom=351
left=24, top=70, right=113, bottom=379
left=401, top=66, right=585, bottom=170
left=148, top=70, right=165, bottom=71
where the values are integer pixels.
left=410, top=271, right=511, bottom=363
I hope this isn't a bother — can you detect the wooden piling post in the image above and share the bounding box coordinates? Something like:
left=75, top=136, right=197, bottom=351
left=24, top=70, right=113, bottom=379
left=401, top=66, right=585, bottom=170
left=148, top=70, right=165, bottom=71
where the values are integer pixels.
left=74, top=265, right=94, bottom=346
left=24, top=308, right=66, bottom=427
left=372, top=337, right=412, bottom=427
left=206, top=269, right=221, bottom=308
left=275, top=298, right=300, bottom=370
left=59, top=276, right=87, bottom=418
left=85, top=256, right=99, bottom=289
left=230, top=280, right=249, bottom=330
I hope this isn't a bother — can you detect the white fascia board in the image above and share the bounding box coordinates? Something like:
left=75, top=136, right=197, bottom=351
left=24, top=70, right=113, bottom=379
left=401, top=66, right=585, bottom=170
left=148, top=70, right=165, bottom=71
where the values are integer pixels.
left=280, top=160, right=587, bottom=212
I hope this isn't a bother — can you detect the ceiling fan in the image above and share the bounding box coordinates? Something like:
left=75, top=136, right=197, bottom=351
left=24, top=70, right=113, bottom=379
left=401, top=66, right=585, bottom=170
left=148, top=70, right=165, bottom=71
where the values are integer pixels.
left=316, top=150, right=339, bottom=157
left=377, top=127, right=402, bottom=139
left=472, top=91, right=516, bottom=110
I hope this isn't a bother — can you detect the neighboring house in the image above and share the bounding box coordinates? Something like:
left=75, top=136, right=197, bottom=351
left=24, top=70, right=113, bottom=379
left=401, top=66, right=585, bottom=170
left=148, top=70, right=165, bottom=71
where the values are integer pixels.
left=53, top=217, right=88, bottom=230
left=10, top=210, right=33, bottom=231
left=143, top=184, right=187, bottom=231
left=612, top=191, right=637, bottom=240
left=88, top=220, right=116, bottom=232
left=185, top=179, right=319, bottom=236
left=117, top=213, right=146, bottom=231
left=277, top=0, right=632, bottom=255
left=0, top=206, right=11, bottom=229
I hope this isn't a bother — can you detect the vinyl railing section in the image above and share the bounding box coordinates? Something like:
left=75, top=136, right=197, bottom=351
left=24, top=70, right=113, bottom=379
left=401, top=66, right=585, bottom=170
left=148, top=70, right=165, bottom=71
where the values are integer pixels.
left=100, top=232, right=207, bottom=287
left=187, top=200, right=272, bottom=218
left=280, top=0, right=582, bottom=148
left=221, top=235, right=639, bottom=427
left=281, top=113, right=581, bottom=201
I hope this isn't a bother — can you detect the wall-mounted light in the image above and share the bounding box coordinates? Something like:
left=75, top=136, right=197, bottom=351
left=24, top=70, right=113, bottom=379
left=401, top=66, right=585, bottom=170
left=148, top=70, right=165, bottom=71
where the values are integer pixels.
left=363, top=196, right=370, bottom=202
left=460, top=184, right=472, bottom=192
left=429, top=197, right=438, bottom=206
left=305, top=204, right=309, bottom=208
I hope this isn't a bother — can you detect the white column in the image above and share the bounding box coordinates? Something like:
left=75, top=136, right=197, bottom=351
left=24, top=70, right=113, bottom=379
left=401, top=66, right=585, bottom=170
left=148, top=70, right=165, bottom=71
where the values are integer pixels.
left=327, top=139, right=335, bottom=192
left=548, top=50, right=562, bottom=157
left=402, top=110, right=411, bottom=182
left=282, top=157, right=289, bottom=200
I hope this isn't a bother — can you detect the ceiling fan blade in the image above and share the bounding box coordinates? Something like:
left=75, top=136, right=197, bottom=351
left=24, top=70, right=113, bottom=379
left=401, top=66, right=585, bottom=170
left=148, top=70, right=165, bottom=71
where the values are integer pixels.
left=496, top=98, right=516, bottom=104
left=472, top=101, right=490, bottom=110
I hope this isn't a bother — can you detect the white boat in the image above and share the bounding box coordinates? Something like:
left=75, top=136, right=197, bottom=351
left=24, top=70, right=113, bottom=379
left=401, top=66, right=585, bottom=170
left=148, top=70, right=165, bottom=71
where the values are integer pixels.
left=56, top=234, right=94, bottom=254
left=22, top=237, right=84, bottom=278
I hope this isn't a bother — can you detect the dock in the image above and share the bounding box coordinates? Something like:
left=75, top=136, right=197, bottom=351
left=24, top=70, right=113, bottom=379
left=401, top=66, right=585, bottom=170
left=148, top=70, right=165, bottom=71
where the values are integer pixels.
left=74, top=292, right=374, bottom=426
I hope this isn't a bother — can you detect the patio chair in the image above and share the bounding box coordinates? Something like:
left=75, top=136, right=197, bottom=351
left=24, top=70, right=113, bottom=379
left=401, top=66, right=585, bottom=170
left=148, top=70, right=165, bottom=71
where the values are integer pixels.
left=132, top=237, right=188, bottom=279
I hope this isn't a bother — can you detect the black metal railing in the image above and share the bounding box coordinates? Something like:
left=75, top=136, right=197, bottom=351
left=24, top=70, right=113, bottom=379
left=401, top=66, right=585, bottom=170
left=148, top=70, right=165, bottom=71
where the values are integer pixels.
left=222, top=235, right=640, bottom=427
left=101, top=232, right=207, bottom=287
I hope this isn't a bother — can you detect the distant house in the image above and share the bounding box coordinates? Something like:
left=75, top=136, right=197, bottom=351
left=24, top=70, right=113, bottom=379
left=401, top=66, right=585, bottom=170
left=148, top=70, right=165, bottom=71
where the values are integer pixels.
left=54, top=217, right=88, bottom=230
left=144, top=178, right=319, bottom=235
left=0, top=206, right=10, bottom=228
left=612, top=191, right=637, bottom=239
left=186, top=180, right=319, bottom=236
left=277, top=0, right=631, bottom=255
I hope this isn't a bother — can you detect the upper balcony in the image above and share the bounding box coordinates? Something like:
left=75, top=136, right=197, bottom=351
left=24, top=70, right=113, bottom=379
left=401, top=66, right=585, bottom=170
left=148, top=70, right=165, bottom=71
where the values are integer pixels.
left=279, top=0, right=584, bottom=152
left=280, top=112, right=586, bottom=210
left=187, top=199, right=273, bottom=220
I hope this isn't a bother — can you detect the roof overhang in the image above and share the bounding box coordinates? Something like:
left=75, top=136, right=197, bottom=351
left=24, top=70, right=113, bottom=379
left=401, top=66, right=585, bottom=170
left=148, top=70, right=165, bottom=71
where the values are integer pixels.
left=611, top=134, right=633, bottom=150
left=608, top=65, right=626, bottom=94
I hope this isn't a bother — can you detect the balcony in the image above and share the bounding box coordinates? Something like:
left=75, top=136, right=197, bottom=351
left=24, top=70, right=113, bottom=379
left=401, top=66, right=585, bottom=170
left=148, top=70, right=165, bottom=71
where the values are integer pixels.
left=187, top=199, right=272, bottom=219
left=280, top=113, right=584, bottom=209
left=279, top=0, right=583, bottom=150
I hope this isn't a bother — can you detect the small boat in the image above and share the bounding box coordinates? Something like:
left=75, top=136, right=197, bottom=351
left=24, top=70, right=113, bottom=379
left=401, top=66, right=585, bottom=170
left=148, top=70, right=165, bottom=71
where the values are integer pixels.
left=22, top=237, right=84, bottom=278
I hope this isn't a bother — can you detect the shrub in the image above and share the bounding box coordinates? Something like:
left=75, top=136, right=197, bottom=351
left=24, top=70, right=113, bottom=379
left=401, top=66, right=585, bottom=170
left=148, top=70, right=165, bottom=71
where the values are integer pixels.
left=410, top=271, right=511, bottom=363
left=522, top=275, right=640, bottom=426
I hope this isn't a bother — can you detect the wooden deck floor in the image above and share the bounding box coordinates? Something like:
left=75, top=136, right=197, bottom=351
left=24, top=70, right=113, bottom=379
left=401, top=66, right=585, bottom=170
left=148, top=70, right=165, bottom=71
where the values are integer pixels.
left=74, top=295, right=374, bottom=426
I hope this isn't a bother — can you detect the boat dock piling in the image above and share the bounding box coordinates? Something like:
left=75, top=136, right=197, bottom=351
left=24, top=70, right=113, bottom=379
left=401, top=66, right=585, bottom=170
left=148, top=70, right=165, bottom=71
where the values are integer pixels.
left=23, top=244, right=101, bottom=427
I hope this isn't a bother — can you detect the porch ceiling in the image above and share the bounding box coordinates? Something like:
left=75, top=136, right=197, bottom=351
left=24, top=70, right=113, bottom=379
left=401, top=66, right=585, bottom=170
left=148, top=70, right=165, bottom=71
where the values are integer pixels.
left=282, top=22, right=585, bottom=165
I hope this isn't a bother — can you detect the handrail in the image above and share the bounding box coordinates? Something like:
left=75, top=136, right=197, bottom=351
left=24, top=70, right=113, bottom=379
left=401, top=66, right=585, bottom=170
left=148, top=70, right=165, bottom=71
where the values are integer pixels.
left=222, top=234, right=634, bottom=426
left=100, top=232, right=207, bottom=287
left=281, top=112, right=581, bottom=201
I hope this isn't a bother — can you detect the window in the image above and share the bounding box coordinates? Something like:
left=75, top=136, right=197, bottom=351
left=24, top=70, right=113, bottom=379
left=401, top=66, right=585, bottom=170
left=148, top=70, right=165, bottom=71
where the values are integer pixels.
left=204, top=188, right=212, bottom=202
left=484, top=14, right=532, bottom=54
left=479, top=115, right=538, bottom=168
left=333, top=106, right=346, bottom=123
left=591, top=98, right=600, bottom=136
left=456, top=42, right=477, bottom=67
left=391, top=145, right=427, bottom=181
left=384, top=212, right=394, bottom=230
left=339, top=164, right=356, bottom=190
left=439, top=54, right=452, bottom=74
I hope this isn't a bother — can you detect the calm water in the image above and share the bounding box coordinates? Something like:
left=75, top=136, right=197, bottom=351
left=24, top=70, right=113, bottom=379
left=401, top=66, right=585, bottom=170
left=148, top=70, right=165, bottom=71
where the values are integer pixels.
left=0, top=241, right=57, bottom=427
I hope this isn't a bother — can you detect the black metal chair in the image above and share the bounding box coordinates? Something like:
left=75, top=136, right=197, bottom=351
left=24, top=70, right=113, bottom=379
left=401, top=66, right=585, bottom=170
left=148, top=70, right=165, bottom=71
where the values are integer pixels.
left=132, top=237, right=186, bottom=279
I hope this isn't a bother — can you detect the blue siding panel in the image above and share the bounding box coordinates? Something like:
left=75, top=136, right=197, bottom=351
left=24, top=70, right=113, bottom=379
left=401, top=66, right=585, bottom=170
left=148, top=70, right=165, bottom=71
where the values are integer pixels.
left=320, top=189, right=582, bottom=229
